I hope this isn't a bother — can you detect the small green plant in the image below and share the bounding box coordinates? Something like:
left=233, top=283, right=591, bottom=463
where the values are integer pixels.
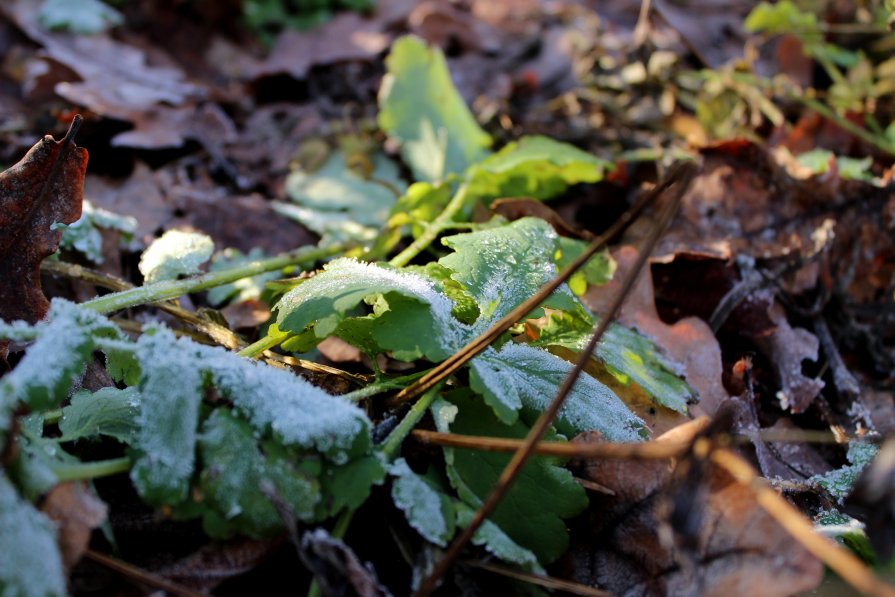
left=1, top=36, right=706, bottom=593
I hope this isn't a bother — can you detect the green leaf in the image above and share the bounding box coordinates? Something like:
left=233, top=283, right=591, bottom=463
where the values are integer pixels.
left=274, top=258, right=466, bottom=360
left=390, top=458, right=456, bottom=547
left=439, top=218, right=579, bottom=325
left=454, top=501, right=544, bottom=574
left=469, top=343, right=646, bottom=440
left=0, top=473, right=67, bottom=597
left=378, top=36, right=492, bottom=182
left=535, top=312, right=694, bottom=414
left=554, top=236, right=616, bottom=295
left=139, top=230, right=214, bottom=283
left=745, top=1, right=819, bottom=38
left=38, top=0, right=123, bottom=35
left=0, top=300, right=117, bottom=413
left=388, top=181, right=453, bottom=235
left=56, top=199, right=137, bottom=264
left=277, top=151, right=405, bottom=242
left=131, top=328, right=206, bottom=505
left=316, top=455, right=386, bottom=517
left=206, top=248, right=281, bottom=307
left=433, top=394, right=588, bottom=564
left=198, top=409, right=321, bottom=538
left=810, top=441, right=880, bottom=504
left=59, top=387, right=141, bottom=444
left=469, top=135, right=611, bottom=200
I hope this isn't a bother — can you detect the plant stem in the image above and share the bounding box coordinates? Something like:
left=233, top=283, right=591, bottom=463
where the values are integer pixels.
left=339, top=371, right=427, bottom=402
left=380, top=385, right=441, bottom=462
left=52, top=457, right=131, bottom=482
left=389, top=184, right=470, bottom=267
left=237, top=330, right=290, bottom=359
left=81, top=243, right=346, bottom=315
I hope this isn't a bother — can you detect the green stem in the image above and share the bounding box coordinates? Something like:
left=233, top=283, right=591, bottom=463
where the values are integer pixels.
left=81, top=242, right=347, bottom=315
left=237, top=330, right=290, bottom=359
left=43, top=409, right=63, bottom=425
left=380, top=385, right=441, bottom=462
left=52, top=457, right=131, bottom=482
left=389, top=184, right=471, bottom=267
left=339, top=371, right=427, bottom=402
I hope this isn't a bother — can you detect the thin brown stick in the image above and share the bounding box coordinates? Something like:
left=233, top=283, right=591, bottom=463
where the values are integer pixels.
left=412, top=429, right=690, bottom=459
left=391, top=161, right=694, bottom=407
left=710, top=449, right=895, bottom=597
left=415, top=163, right=697, bottom=595
left=468, top=560, right=612, bottom=596
left=411, top=427, right=847, bottom=457
left=84, top=549, right=206, bottom=597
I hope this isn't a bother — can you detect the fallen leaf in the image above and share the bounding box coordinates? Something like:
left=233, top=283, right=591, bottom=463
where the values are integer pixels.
left=159, top=538, right=281, bottom=592
left=248, top=0, right=418, bottom=81
left=40, top=482, right=107, bottom=571
left=0, top=119, right=87, bottom=327
left=84, top=164, right=172, bottom=245
left=564, top=425, right=824, bottom=596
left=751, top=301, right=824, bottom=413
left=299, top=528, right=391, bottom=597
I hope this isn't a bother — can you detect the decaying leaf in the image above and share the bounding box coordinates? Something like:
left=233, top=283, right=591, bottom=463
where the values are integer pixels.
left=40, top=482, right=107, bottom=571
left=565, top=425, right=824, bottom=596
left=0, top=119, right=87, bottom=326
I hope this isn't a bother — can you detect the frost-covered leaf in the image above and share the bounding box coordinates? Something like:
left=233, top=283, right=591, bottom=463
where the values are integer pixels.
left=131, top=328, right=205, bottom=505
left=206, top=248, right=280, bottom=307
left=56, top=199, right=137, bottom=264
left=810, top=441, right=880, bottom=504
left=0, top=300, right=118, bottom=413
left=0, top=473, right=67, bottom=597
left=439, top=218, right=579, bottom=325
left=274, top=258, right=465, bottom=360
left=138, top=230, right=214, bottom=283
left=59, top=387, right=140, bottom=444
left=814, top=509, right=876, bottom=563
left=469, top=135, right=611, bottom=200
left=470, top=343, right=646, bottom=440
left=198, top=409, right=321, bottom=539
left=278, top=151, right=405, bottom=242
left=433, top=394, right=588, bottom=564
left=38, top=0, right=123, bottom=34
left=378, top=36, right=492, bottom=182
left=535, top=311, right=693, bottom=414
left=391, top=458, right=455, bottom=547
left=454, top=501, right=544, bottom=574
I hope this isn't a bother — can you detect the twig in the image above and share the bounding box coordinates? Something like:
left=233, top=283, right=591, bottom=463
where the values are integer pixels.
left=84, top=550, right=206, bottom=597
left=711, top=448, right=895, bottom=597
left=467, top=560, right=612, bottom=596
left=391, top=161, right=697, bottom=407
left=813, top=316, right=861, bottom=400
left=414, top=163, right=697, bottom=595
left=80, top=242, right=346, bottom=315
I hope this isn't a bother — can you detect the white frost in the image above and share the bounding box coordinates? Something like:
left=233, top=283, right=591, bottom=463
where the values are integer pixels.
left=390, top=459, right=453, bottom=547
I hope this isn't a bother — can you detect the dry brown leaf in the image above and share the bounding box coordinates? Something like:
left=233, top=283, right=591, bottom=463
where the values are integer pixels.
left=84, top=164, right=171, bottom=245
left=565, top=428, right=824, bottom=596
left=41, top=482, right=107, bottom=571
left=0, top=120, right=87, bottom=327
left=159, top=538, right=281, bottom=592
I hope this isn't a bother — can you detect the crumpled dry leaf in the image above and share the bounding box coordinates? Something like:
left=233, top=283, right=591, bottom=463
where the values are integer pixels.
left=40, top=482, right=107, bottom=571
left=2, top=0, right=237, bottom=149
left=300, top=528, right=392, bottom=597
left=584, top=246, right=728, bottom=417
left=751, top=301, right=824, bottom=413
left=248, top=0, right=418, bottom=81
left=564, top=424, right=824, bottom=596
left=0, top=120, right=87, bottom=326
left=159, top=538, right=281, bottom=592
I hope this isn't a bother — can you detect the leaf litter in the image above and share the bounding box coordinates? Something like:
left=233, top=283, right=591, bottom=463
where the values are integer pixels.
left=0, top=1, right=894, bottom=595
